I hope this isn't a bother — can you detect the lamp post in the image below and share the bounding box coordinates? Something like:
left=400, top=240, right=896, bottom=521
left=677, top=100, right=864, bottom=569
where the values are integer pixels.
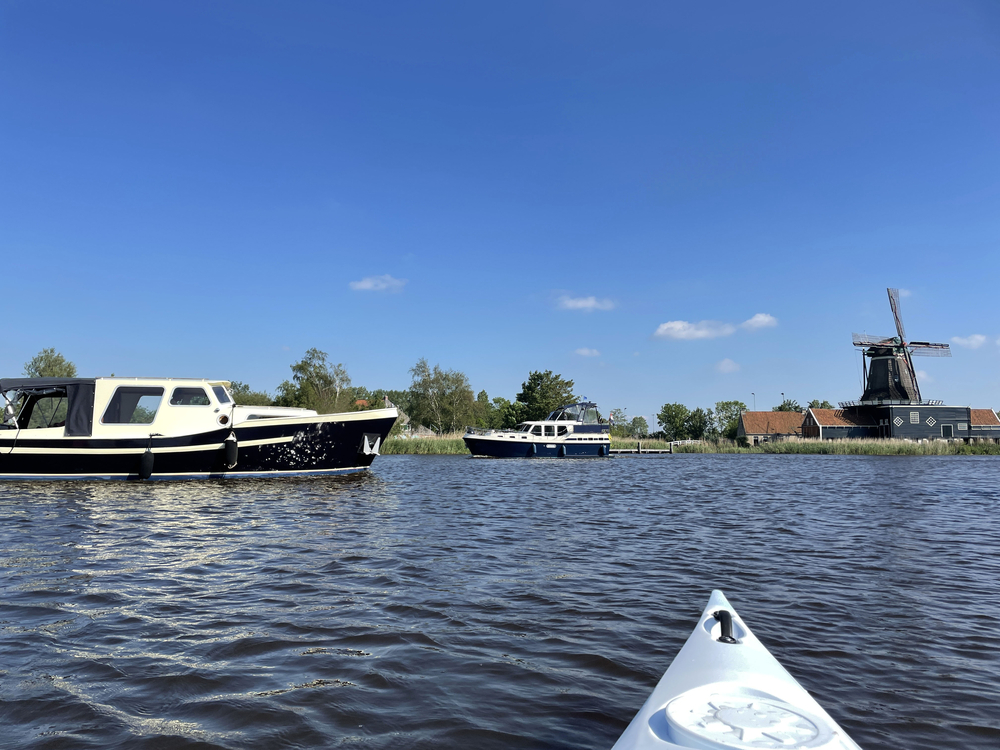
left=751, top=392, right=755, bottom=411
left=781, top=392, right=785, bottom=408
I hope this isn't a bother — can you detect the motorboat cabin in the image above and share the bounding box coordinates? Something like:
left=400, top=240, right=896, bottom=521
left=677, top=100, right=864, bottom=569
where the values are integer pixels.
left=463, top=402, right=611, bottom=458
left=0, top=376, right=398, bottom=480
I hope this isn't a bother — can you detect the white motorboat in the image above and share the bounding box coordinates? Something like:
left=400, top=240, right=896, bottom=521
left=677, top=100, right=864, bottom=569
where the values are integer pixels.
left=0, top=376, right=397, bottom=480
left=463, top=401, right=611, bottom=458
left=613, top=590, right=861, bottom=750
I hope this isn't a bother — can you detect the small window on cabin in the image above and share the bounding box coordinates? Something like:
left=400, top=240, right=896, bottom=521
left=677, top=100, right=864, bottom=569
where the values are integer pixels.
left=23, top=393, right=69, bottom=429
left=212, top=385, right=232, bottom=404
left=171, top=387, right=211, bottom=406
left=544, top=425, right=555, bottom=437
left=102, top=387, right=164, bottom=424
left=530, top=425, right=542, bottom=436
left=557, top=425, right=568, bottom=436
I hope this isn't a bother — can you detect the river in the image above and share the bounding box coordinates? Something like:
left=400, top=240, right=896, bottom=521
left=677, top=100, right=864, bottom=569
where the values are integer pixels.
left=2, top=454, right=998, bottom=749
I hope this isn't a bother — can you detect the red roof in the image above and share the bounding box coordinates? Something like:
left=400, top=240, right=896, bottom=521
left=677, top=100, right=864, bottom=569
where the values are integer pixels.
left=739, top=411, right=804, bottom=435
left=808, top=409, right=877, bottom=427
left=970, top=409, right=1000, bottom=426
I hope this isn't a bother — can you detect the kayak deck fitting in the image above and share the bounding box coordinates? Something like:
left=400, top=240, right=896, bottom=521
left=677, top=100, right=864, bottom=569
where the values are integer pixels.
left=613, top=590, right=861, bottom=750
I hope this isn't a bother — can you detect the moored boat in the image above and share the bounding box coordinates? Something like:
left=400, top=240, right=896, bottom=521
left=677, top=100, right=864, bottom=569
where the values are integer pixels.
left=0, top=376, right=397, bottom=480
left=463, top=401, right=610, bottom=458
left=613, top=590, right=861, bottom=750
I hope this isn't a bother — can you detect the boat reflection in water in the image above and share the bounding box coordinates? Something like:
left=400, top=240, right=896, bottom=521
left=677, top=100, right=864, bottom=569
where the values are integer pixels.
left=463, top=402, right=610, bottom=458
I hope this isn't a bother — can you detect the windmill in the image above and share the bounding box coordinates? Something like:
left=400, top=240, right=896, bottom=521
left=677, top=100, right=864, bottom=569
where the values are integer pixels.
left=852, top=288, right=950, bottom=404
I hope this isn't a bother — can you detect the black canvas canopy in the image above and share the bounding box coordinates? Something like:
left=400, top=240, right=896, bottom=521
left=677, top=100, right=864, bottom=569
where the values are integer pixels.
left=0, top=377, right=96, bottom=437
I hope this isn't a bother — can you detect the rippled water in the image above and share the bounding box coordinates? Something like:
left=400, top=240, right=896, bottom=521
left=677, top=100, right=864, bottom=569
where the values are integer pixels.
left=2, top=454, right=999, bottom=749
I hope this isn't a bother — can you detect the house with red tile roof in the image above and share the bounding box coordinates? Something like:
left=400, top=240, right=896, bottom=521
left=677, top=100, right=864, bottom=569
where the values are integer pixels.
left=970, top=409, right=1000, bottom=441
left=736, top=411, right=804, bottom=445
left=802, top=408, right=878, bottom=439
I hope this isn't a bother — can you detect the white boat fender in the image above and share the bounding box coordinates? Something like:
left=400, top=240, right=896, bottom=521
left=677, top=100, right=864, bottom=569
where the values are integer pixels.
left=530, top=442, right=537, bottom=456
left=224, top=432, right=238, bottom=469
left=139, top=433, right=162, bottom=480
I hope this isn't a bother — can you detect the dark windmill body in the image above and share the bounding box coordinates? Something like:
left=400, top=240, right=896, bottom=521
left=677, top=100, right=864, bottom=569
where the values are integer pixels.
left=802, top=288, right=998, bottom=441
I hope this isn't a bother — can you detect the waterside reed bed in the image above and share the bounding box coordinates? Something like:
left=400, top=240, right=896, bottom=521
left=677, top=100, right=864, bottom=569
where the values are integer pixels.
left=673, top=438, right=1000, bottom=455
left=382, top=434, right=470, bottom=455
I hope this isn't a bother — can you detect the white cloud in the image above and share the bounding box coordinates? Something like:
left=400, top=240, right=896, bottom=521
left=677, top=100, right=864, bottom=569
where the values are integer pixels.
left=916, top=370, right=934, bottom=384
left=899, top=289, right=912, bottom=297
left=653, top=320, right=736, bottom=340
left=951, top=334, right=986, bottom=349
left=575, top=347, right=600, bottom=357
left=740, top=313, right=778, bottom=330
left=716, top=358, right=740, bottom=373
left=349, top=274, right=407, bottom=292
left=557, top=295, right=615, bottom=312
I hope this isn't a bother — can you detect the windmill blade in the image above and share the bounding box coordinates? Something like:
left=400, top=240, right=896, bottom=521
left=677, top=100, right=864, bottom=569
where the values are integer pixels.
left=887, top=287, right=907, bottom=342
left=852, top=332, right=897, bottom=346
left=909, top=342, right=952, bottom=357
left=903, top=349, right=922, bottom=402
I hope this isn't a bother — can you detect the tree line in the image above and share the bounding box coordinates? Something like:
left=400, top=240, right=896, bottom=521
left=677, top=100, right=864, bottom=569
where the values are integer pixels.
left=233, top=349, right=581, bottom=435
left=655, top=398, right=836, bottom=441
left=15, top=348, right=840, bottom=440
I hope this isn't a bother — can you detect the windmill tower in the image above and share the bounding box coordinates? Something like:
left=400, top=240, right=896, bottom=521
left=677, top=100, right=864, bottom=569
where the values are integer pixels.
left=852, top=288, right=951, bottom=404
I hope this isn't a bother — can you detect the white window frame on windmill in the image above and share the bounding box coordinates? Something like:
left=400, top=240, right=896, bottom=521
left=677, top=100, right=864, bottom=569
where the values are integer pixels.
left=910, top=412, right=919, bottom=424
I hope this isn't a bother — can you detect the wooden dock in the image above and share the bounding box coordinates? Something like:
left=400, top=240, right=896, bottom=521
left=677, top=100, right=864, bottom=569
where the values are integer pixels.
left=610, top=440, right=701, bottom=455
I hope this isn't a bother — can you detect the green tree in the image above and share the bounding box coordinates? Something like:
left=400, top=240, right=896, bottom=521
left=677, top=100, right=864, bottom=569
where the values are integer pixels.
left=629, top=415, right=649, bottom=437
left=657, top=403, right=690, bottom=440
left=714, top=400, right=747, bottom=440
left=684, top=407, right=712, bottom=440
left=490, top=396, right=527, bottom=429
left=24, top=348, right=77, bottom=378
left=516, top=370, right=576, bottom=421
left=807, top=399, right=834, bottom=410
left=473, top=390, right=494, bottom=427
left=228, top=380, right=273, bottom=406
left=408, top=359, right=476, bottom=433
left=773, top=399, right=802, bottom=412
left=274, top=348, right=352, bottom=412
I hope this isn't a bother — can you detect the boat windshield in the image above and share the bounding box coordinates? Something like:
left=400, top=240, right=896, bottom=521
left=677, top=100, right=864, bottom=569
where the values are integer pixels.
left=583, top=406, right=600, bottom=424
left=514, top=423, right=531, bottom=432
left=548, top=404, right=583, bottom=421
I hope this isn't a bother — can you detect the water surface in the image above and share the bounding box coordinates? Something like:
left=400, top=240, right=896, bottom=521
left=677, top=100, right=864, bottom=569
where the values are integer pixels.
left=2, top=454, right=999, bottom=749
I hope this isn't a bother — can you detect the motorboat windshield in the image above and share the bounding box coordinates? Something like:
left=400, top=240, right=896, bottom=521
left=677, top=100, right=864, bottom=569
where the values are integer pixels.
left=546, top=402, right=602, bottom=423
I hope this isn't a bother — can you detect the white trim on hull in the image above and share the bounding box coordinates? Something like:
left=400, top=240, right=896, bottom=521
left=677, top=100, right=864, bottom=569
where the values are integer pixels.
left=0, top=465, right=374, bottom=481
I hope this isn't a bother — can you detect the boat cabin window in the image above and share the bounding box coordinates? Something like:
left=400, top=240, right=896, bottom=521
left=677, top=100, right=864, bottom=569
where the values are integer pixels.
left=530, top=425, right=542, bottom=436
left=583, top=407, right=599, bottom=424
left=557, top=425, right=569, bottom=436
left=544, top=425, right=555, bottom=437
left=212, top=385, right=232, bottom=404
left=20, top=392, right=69, bottom=429
left=515, top=423, right=530, bottom=432
left=171, top=387, right=211, bottom=406
left=102, top=387, right=164, bottom=425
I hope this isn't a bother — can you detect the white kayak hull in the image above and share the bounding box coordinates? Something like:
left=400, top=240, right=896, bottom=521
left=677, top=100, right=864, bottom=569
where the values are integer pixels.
left=612, top=590, right=861, bottom=750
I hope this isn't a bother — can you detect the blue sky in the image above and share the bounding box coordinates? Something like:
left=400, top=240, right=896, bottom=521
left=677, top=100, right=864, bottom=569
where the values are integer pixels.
left=3, top=1, right=999, bottom=424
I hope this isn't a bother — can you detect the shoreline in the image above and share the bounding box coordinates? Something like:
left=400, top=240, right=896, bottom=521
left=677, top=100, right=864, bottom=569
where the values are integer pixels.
left=381, top=436, right=1000, bottom=456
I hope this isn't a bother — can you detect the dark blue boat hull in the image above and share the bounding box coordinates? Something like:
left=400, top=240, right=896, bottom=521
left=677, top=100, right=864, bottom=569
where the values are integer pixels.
left=463, top=436, right=609, bottom=458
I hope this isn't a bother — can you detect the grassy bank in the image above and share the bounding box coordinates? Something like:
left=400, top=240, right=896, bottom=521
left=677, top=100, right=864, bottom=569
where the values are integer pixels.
left=672, top=438, right=1000, bottom=455
left=380, top=435, right=1000, bottom=456
left=381, top=434, right=470, bottom=455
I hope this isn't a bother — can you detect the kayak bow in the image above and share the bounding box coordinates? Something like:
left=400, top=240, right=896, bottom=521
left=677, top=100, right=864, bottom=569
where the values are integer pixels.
left=612, top=590, right=861, bottom=750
